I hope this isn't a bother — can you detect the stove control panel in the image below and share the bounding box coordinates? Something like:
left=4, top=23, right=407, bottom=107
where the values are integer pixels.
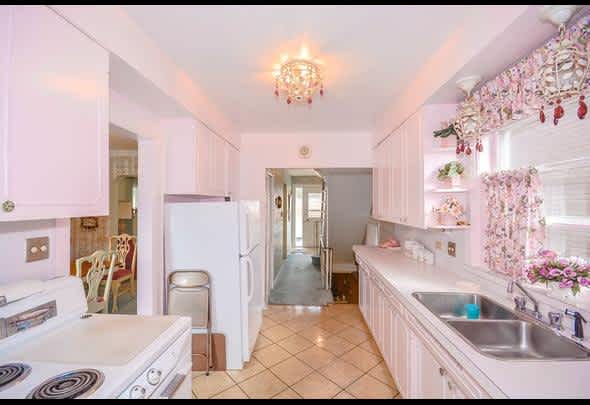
left=118, top=329, right=190, bottom=399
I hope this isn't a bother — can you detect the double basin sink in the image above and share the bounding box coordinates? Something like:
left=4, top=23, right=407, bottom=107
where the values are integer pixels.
left=412, top=292, right=590, bottom=361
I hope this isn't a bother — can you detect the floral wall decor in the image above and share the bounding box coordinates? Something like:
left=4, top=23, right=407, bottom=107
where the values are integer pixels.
left=436, top=15, right=590, bottom=149
left=482, top=167, right=546, bottom=278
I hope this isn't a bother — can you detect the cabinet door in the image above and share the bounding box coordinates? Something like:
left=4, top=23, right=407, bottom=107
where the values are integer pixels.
left=390, top=130, right=403, bottom=223
left=404, top=112, right=425, bottom=228
left=372, top=143, right=383, bottom=219
left=411, top=337, right=445, bottom=398
left=379, top=137, right=392, bottom=221
left=164, top=120, right=198, bottom=194
left=1, top=5, right=109, bottom=221
left=371, top=281, right=384, bottom=351
left=212, top=135, right=226, bottom=197
left=382, top=296, right=395, bottom=372
left=359, top=267, right=367, bottom=318
left=196, top=124, right=212, bottom=195
left=226, top=144, right=239, bottom=199
left=394, top=314, right=410, bottom=397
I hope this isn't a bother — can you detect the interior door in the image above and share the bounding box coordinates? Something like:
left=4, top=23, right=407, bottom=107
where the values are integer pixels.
left=302, top=185, right=322, bottom=248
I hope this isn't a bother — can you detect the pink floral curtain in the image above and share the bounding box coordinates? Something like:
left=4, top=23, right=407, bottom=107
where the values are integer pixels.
left=482, top=168, right=545, bottom=279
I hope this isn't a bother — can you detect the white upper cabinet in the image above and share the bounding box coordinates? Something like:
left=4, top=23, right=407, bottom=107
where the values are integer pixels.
left=164, top=118, right=236, bottom=197
left=372, top=104, right=456, bottom=228
left=0, top=5, right=109, bottom=221
left=225, top=144, right=239, bottom=200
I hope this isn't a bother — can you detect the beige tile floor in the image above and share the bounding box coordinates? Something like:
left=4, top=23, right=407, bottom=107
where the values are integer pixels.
left=192, top=304, right=402, bottom=399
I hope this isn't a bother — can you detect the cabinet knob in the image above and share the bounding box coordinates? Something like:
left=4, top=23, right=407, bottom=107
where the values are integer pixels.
left=2, top=200, right=15, bottom=212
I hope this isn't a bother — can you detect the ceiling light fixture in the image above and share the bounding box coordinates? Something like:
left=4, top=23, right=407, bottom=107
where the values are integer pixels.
left=273, top=47, right=324, bottom=105
left=538, top=5, right=589, bottom=125
left=454, top=75, right=486, bottom=156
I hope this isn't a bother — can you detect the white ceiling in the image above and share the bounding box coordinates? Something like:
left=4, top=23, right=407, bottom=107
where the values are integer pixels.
left=123, top=5, right=498, bottom=133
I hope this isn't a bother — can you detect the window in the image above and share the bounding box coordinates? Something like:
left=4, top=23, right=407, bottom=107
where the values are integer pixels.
left=498, top=100, right=590, bottom=259
left=307, top=192, right=322, bottom=219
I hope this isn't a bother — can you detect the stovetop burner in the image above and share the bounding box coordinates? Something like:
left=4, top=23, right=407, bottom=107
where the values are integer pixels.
left=0, top=363, right=31, bottom=392
left=27, top=369, right=104, bottom=399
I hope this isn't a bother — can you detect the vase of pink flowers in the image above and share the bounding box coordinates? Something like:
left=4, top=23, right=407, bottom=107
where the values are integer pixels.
left=524, top=249, right=590, bottom=299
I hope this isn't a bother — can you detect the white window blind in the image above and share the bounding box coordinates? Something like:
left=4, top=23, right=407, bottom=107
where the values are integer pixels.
left=500, top=100, right=590, bottom=259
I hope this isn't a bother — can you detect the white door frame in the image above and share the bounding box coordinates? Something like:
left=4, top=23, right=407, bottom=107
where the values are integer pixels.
left=264, top=171, right=274, bottom=304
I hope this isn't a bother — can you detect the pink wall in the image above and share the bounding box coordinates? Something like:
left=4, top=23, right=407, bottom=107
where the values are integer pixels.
left=0, top=219, right=69, bottom=284
left=240, top=131, right=374, bottom=202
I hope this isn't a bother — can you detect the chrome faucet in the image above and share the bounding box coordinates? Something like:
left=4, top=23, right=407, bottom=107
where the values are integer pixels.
left=565, top=309, right=587, bottom=341
left=507, top=280, right=542, bottom=320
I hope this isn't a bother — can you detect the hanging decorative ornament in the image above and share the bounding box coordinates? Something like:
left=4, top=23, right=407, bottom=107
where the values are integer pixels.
left=453, top=75, right=486, bottom=156
left=538, top=5, right=589, bottom=125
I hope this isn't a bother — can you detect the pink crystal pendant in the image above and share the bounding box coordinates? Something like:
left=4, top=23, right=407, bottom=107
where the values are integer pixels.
left=465, top=143, right=472, bottom=156
left=459, top=141, right=465, bottom=153
left=578, top=95, right=587, bottom=119
left=476, top=140, right=483, bottom=153
left=539, top=106, right=546, bottom=123
left=286, top=97, right=292, bottom=104
left=553, top=99, right=564, bottom=125
left=320, top=85, right=324, bottom=97
left=307, top=98, right=313, bottom=104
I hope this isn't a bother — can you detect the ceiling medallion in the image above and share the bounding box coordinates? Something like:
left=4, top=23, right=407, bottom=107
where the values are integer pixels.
left=538, top=5, right=589, bottom=125
left=453, top=75, right=486, bottom=156
left=273, top=48, right=324, bottom=105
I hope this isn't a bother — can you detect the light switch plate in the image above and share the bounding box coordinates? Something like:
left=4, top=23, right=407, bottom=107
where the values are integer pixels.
left=448, top=241, right=456, bottom=257
left=26, top=237, right=49, bottom=262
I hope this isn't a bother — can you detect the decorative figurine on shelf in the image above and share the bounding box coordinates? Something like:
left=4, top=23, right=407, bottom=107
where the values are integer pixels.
left=437, top=161, right=465, bottom=188
left=433, top=121, right=458, bottom=148
left=434, top=197, right=466, bottom=226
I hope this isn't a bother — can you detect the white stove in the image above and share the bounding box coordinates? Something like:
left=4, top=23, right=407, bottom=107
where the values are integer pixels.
left=0, top=276, right=192, bottom=399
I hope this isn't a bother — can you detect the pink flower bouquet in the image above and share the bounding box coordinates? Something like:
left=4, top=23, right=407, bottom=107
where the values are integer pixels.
left=524, top=249, right=590, bottom=296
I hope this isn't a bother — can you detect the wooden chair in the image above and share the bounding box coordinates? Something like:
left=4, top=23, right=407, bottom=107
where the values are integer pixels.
left=76, top=250, right=116, bottom=314
left=108, top=234, right=137, bottom=313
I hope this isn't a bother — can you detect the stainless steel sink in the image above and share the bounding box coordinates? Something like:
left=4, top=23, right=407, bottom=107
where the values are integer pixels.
left=448, top=320, right=590, bottom=360
left=412, top=292, right=517, bottom=320
left=412, top=292, right=590, bottom=361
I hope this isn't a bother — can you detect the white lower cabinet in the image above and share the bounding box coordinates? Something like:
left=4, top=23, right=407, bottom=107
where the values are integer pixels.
left=358, top=264, right=487, bottom=399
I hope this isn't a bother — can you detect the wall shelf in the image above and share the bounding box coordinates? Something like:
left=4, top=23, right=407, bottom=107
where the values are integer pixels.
left=427, top=187, right=469, bottom=193
left=428, top=225, right=470, bottom=231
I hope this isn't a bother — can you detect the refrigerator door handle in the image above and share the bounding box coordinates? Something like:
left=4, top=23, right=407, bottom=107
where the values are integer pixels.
left=244, top=256, right=255, bottom=302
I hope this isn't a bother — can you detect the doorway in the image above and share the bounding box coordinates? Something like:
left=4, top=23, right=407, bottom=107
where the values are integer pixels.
left=293, top=184, right=322, bottom=252
left=267, top=169, right=331, bottom=306
left=69, top=125, right=139, bottom=314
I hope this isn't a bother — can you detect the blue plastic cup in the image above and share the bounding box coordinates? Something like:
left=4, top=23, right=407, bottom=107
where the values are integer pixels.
left=465, top=303, right=480, bottom=320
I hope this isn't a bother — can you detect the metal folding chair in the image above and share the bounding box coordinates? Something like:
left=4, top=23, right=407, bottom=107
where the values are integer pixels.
left=167, top=270, right=212, bottom=375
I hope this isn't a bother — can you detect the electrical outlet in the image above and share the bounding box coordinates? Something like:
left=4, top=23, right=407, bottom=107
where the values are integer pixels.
left=26, top=237, right=49, bottom=262
left=447, top=241, right=456, bottom=257
left=435, top=240, right=443, bottom=250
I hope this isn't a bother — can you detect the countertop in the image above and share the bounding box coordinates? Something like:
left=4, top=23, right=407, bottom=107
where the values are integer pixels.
left=353, top=245, right=590, bottom=399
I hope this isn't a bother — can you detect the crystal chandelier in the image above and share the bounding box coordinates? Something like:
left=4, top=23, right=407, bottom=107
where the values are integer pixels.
left=273, top=50, right=324, bottom=105
left=453, top=76, right=486, bottom=156
left=538, top=5, right=589, bottom=125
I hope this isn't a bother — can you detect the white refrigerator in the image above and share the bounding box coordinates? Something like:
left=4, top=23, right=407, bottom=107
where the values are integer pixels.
left=164, top=201, right=264, bottom=370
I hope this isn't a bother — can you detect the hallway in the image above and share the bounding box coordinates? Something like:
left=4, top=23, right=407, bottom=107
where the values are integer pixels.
left=269, top=253, right=333, bottom=306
